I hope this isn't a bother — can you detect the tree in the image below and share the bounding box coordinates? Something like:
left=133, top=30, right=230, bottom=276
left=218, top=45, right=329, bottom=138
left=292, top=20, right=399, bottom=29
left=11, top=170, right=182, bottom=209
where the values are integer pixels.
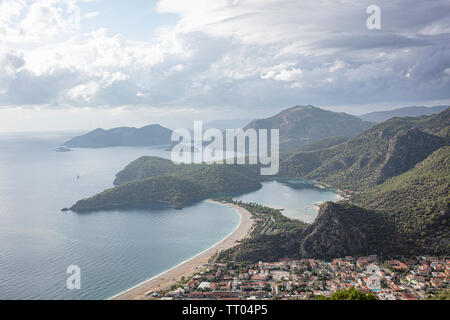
left=428, top=289, right=450, bottom=300
left=316, top=287, right=377, bottom=300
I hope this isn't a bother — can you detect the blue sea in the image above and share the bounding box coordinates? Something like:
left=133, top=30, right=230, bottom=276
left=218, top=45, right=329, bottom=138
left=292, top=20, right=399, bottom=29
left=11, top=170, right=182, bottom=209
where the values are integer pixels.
left=0, top=132, right=338, bottom=299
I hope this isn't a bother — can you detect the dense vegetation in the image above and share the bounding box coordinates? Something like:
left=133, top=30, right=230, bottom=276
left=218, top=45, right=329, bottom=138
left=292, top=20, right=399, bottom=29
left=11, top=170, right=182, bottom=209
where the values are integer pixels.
left=316, top=287, right=377, bottom=300
left=279, top=110, right=449, bottom=190
left=427, top=289, right=450, bottom=300
left=353, top=146, right=450, bottom=256
left=71, top=162, right=262, bottom=211
left=218, top=146, right=449, bottom=262
left=300, top=202, right=396, bottom=259
left=217, top=201, right=396, bottom=262
left=69, top=107, right=450, bottom=261
left=216, top=202, right=308, bottom=263
left=217, top=109, right=450, bottom=261
left=114, top=156, right=188, bottom=185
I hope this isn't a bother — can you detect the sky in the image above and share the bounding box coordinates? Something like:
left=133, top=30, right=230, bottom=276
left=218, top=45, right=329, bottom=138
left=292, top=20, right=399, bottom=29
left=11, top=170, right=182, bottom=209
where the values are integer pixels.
left=0, top=0, right=449, bottom=132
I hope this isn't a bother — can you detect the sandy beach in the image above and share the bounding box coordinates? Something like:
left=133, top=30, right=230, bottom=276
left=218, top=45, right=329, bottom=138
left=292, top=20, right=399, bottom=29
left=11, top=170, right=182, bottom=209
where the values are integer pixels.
left=110, top=201, right=254, bottom=300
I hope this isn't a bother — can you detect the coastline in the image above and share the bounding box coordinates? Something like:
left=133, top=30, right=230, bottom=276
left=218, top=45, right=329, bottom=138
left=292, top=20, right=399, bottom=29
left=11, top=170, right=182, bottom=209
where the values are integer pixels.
left=109, top=200, right=254, bottom=300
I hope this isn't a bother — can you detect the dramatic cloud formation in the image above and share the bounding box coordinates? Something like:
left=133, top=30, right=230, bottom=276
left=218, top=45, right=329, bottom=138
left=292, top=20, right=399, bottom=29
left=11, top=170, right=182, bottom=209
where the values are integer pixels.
left=0, top=0, right=449, bottom=115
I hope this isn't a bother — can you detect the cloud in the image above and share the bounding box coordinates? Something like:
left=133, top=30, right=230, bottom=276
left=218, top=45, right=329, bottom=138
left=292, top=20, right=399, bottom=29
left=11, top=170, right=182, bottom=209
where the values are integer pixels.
left=261, top=63, right=303, bottom=82
left=83, top=11, right=99, bottom=19
left=0, top=0, right=449, bottom=112
left=0, top=0, right=81, bottom=44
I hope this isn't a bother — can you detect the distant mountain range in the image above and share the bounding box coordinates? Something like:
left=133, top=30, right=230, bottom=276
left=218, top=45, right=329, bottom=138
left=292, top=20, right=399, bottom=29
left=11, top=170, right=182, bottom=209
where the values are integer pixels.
left=358, top=105, right=449, bottom=123
left=244, top=105, right=373, bottom=148
left=64, top=105, right=447, bottom=150
left=63, top=106, right=374, bottom=150
left=64, top=124, right=172, bottom=148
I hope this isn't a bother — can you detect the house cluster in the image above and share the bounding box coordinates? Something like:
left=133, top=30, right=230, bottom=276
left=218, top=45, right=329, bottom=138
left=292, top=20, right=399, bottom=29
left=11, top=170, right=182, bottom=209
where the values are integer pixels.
left=154, top=256, right=449, bottom=300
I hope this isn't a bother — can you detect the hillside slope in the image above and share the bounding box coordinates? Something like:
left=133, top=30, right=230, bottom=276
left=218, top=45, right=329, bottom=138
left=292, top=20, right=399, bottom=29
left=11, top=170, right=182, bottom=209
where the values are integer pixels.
left=70, top=161, right=262, bottom=211
left=353, top=146, right=450, bottom=255
left=244, top=105, right=373, bottom=147
left=300, top=202, right=395, bottom=259
left=280, top=109, right=449, bottom=190
left=221, top=146, right=449, bottom=262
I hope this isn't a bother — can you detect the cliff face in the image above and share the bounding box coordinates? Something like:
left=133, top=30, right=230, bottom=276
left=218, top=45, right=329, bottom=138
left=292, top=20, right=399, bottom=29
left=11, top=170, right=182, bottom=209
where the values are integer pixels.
left=299, top=202, right=395, bottom=259
left=375, top=127, right=445, bottom=184
left=300, top=143, right=450, bottom=258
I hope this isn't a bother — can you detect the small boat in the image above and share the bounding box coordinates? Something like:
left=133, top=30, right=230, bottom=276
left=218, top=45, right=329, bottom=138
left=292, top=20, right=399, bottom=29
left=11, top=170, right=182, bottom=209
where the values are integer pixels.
left=55, top=146, right=72, bottom=152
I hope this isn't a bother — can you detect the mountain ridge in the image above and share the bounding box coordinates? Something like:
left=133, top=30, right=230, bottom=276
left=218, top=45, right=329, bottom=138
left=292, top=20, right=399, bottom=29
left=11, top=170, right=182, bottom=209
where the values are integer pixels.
left=279, top=109, right=449, bottom=190
left=359, top=105, right=449, bottom=123
left=64, top=124, right=173, bottom=148
left=244, top=105, right=374, bottom=148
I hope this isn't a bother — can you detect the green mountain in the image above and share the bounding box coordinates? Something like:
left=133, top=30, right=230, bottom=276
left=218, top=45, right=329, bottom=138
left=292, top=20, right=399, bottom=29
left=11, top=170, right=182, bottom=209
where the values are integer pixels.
left=113, top=156, right=182, bottom=185
left=64, top=124, right=172, bottom=148
left=216, top=203, right=308, bottom=263
left=218, top=110, right=450, bottom=262
left=220, top=146, right=449, bottom=262
left=69, top=109, right=450, bottom=260
left=279, top=109, right=449, bottom=190
left=305, top=145, right=450, bottom=258
left=244, top=105, right=373, bottom=147
left=70, top=159, right=262, bottom=211
left=353, top=146, right=450, bottom=255
left=216, top=201, right=395, bottom=262
left=359, top=105, right=449, bottom=123
left=299, top=202, right=394, bottom=259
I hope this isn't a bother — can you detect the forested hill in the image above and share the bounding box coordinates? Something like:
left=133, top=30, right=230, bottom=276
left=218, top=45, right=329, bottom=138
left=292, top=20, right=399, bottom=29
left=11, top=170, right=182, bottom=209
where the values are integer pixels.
left=70, top=162, right=262, bottom=211
left=301, top=145, right=450, bottom=259
left=244, top=105, right=373, bottom=148
left=219, top=146, right=449, bottom=262
left=279, top=109, right=449, bottom=190
left=219, top=110, right=450, bottom=261
left=68, top=109, right=449, bottom=259
left=113, top=156, right=183, bottom=185
left=353, top=146, right=450, bottom=256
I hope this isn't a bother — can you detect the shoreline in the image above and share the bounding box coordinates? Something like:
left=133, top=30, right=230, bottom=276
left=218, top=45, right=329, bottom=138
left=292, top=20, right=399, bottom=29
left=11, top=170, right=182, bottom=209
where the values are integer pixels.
left=109, top=200, right=254, bottom=300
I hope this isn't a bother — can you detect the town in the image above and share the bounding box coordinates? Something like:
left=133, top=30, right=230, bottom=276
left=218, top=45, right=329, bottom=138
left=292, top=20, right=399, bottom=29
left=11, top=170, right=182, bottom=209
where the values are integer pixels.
left=150, top=256, right=449, bottom=300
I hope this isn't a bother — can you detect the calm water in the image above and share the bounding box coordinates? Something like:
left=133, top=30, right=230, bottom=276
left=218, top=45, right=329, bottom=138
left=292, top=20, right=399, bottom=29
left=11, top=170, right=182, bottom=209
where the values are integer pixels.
left=0, top=133, right=240, bottom=300
left=234, top=180, right=340, bottom=223
left=0, top=132, right=338, bottom=300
